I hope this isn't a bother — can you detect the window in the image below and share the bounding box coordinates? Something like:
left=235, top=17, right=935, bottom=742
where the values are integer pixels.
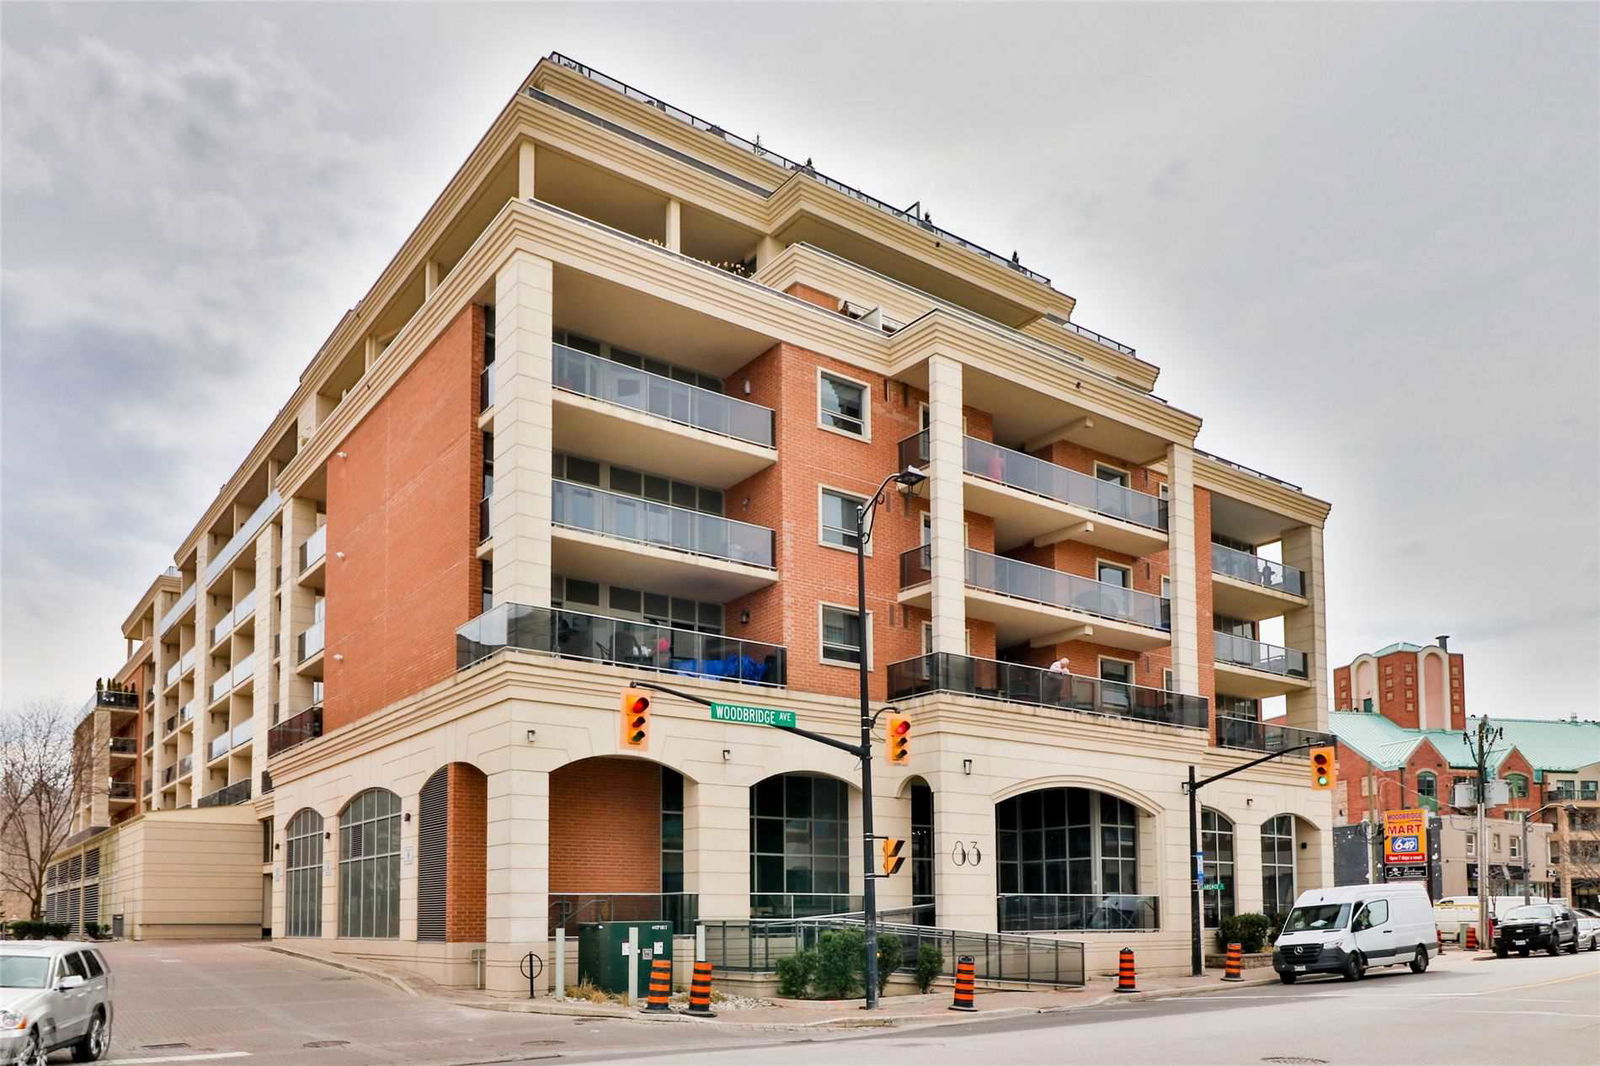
left=339, top=789, right=401, bottom=939
left=1509, top=835, right=1521, bottom=859
left=261, top=817, right=275, bottom=863
left=80, top=950, right=104, bottom=979
left=1201, top=809, right=1236, bottom=928
left=1099, top=658, right=1134, bottom=709
left=1163, top=669, right=1174, bottom=692
left=1161, top=576, right=1172, bottom=599
left=1261, top=815, right=1296, bottom=920
left=911, top=782, right=935, bottom=923
left=480, top=559, right=493, bottom=614
left=819, top=489, right=866, bottom=550
left=1465, top=833, right=1476, bottom=857
left=750, top=774, right=851, bottom=917
left=996, top=789, right=1142, bottom=930
left=1416, top=771, right=1437, bottom=803
left=1094, top=463, right=1129, bottom=487
left=1506, top=773, right=1529, bottom=799
left=1358, top=899, right=1389, bottom=929
left=1492, top=834, right=1501, bottom=853
left=285, top=809, right=323, bottom=938
left=662, top=769, right=685, bottom=895
left=818, top=371, right=867, bottom=437
left=1097, top=561, right=1130, bottom=588
left=820, top=606, right=867, bottom=666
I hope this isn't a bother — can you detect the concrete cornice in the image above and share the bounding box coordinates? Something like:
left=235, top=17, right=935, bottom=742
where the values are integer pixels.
left=1193, top=453, right=1331, bottom=526
left=120, top=572, right=179, bottom=636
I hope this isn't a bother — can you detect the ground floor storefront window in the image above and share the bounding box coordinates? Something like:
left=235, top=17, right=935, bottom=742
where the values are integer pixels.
left=997, top=788, right=1153, bottom=930
left=749, top=773, right=851, bottom=917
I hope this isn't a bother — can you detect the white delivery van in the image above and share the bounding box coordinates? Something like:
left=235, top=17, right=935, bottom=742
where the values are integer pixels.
left=1272, top=882, right=1438, bottom=983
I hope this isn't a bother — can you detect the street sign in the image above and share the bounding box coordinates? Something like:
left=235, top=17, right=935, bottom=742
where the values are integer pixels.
left=1383, top=808, right=1429, bottom=866
left=710, top=702, right=797, bottom=729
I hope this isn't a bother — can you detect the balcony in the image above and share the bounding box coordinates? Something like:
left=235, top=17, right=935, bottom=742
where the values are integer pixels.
left=108, top=737, right=138, bottom=758
left=163, top=648, right=196, bottom=691
left=1215, top=715, right=1333, bottom=756
left=1210, top=543, right=1306, bottom=621
left=457, top=603, right=786, bottom=686
left=297, top=620, right=325, bottom=665
left=552, top=344, right=777, bottom=487
left=1212, top=632, right=1311, bottom=699
left=208, top=662, right=252, bottom=706
left=267, top=705, right=324, bottom=758
left=209, top=590, right=257, bottom=648
left=551, top=480, right=777, bottom=599
left=197, top=779, right=252, bottom=808
left=299, top=525, right=327, bottom=579
left=161, top=765, right=177, bottom=786
left=887, top=652, right=1207, bottom=731
left=107, top=781, right=136, bottom=803
left=203, top=492, right=281, bottom=588
left=157, top=582, right=196, bottom=637
left=900, top=546, right=1171, bottom=651
left=75, top=686, right=140, bottom=727
left=901, top=432, right=1168, bottom=555
left=178, top=755, right=194, bottom=778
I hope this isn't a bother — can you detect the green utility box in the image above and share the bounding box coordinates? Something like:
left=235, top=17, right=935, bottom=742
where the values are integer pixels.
left=576, top=922, right=675, bottom=999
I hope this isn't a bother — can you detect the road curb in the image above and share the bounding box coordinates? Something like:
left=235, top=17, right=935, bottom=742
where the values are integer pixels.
left=258, top=943, right=422, bottom=997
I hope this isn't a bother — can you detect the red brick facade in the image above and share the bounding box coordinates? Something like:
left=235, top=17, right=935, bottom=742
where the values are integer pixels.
left=549, top=757, right=661, bottom=893
left=445, top=762, right=487, bottom=942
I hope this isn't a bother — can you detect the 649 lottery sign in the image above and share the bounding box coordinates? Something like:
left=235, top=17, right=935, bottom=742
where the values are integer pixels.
left=1383, top=808, right=1428, bottom=866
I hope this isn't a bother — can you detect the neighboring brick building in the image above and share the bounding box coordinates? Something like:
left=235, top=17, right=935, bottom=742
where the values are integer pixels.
left=84, top=53, right=1339, bottom=986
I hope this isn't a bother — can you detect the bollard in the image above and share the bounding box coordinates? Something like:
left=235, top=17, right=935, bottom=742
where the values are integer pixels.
left=1436, top=928, right=1445, bottom=954
left=1114, top=947, right=1138, bottom=993
left=949, top=955, right=977, bottom=1011
left=626, top=927, right=640, bottom=1007
left=1464, top=924, right=1478, bottom=952
left=684, top=960, right=717, bottom=1018
left=642, top=958, right=673, bottom=1013
left=1222, top=942, right=1244, bottom=982
left=554, top=930, right=566, bottom=999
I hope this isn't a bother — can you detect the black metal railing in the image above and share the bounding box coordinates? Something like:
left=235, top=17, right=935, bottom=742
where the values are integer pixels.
left=457, top=603, right=786, bottom=686
left=197, top=779, right=252, bottom=808
left=554, top=344, right=774, bottom=447
left=901, top=546, right=1170, bottom=631
left=700, top=916, right=1085, bottom=987
left=108, top=737, right=138, bottom=755
left=888, top=652, right=1208, bottom=731
left=998, top=894, right=1161, bottom=933
left=548, top=893, right=699, bottom=936
left=1213, top=632, right=1309, bottom=678
left=95, top=688, right=140, bottom=710
left=267, top=705, right=324, bottom=758
left=1211, top=543, right=1305, bottom=598
left=107, top=781, right=135, bottom=800
left=1215, top=715, right=1332, bottom=755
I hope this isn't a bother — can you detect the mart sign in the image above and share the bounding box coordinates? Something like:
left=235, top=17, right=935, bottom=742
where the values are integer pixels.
left=1383, top=808, right=1428, bottom=865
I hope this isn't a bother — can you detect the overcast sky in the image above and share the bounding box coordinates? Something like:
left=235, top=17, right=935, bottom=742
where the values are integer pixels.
left=2, top=3, right=1596, bottom=721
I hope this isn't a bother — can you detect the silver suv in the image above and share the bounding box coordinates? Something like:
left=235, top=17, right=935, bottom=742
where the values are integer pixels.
left=0, top=942, right=112, bottom=1065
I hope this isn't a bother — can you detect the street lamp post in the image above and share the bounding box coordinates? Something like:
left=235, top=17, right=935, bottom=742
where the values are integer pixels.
left=1522, top=801, right=1579, bottom=905
left=853, top=463, right=926, bottom=1010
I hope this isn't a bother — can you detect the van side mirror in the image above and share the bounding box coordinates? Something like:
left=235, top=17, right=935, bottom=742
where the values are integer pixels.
left=56, top=973, right=85, bottom=991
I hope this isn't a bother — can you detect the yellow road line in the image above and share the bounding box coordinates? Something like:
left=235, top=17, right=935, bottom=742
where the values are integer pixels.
left=1498, top=968, right=1600, bottom=994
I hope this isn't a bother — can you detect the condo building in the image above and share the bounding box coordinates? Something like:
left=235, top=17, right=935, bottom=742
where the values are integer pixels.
left=67, top=54, right=1337, bottom=986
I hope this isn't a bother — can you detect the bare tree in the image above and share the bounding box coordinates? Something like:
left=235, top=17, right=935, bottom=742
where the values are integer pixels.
left=0, top=701, right=94, bottom=921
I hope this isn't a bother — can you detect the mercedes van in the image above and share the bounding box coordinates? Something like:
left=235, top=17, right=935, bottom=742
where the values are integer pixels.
left=1272, top=883, right=1438, bottom=983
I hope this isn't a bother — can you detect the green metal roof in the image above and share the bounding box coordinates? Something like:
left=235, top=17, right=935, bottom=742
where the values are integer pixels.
left=1369, top=642, right=1425, bottom=657
left=1329, top=711, right=1600, bottom=780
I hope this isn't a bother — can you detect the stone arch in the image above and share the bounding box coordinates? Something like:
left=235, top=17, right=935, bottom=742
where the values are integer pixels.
left=749, top=771, right=856, bottom=918
left=283, top=807, right=324, bottom=938
left=1420, top=647, right=1449, bottom=729
left=337, top=788, right=402, bottom=939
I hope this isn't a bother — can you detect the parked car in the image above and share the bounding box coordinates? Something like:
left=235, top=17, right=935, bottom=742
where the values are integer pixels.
left=1573, top=907, right=1600, bottom=952
left=0, top=941, right=112, bottom=1064
left=1493, top=903, right=1581, bottom=957
left=1272, top=882, right=1438, bottom=983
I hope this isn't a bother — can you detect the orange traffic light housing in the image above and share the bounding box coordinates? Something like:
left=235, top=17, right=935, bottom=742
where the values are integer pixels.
left=1310, top=746, right=1336, bottom=790
left=886, top=713, right=911, bottom=765
left=620, top=688, right=652, bottom=750
left=881, top=837, right=906, bottom=876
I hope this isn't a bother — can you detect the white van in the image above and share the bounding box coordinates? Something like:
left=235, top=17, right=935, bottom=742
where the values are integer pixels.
left=1272, top=883, right=1438, bottom=983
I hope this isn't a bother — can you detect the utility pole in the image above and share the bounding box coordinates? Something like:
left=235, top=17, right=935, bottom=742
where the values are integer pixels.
left=1463, top=717, right=1502, bottom=946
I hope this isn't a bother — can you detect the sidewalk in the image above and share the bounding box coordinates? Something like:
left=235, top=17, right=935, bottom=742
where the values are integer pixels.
left=258, top=941, right=1282, bottom=1032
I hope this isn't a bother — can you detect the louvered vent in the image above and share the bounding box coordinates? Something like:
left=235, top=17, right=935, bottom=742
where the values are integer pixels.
left=416, top=768, right=449, bottom=942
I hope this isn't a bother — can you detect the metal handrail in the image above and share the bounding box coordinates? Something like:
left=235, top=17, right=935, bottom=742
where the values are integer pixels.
left=1215, top=715, right=1332, bottom=755
left=553, top=344, right=775, bottom=447
left=1213, top=631, right=1309, bottom=678
left=552, top=480, right=775, bottom=568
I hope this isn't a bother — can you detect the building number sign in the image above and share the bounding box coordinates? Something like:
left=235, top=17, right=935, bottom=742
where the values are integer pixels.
left=952, top=841, right=982, bottom=867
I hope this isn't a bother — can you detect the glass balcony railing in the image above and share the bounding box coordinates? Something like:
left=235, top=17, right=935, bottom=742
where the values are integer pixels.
left=998, top=894, right=1160, bottom=932
left=1215, top=715, right=1333, bottom=755
left=207, top=732, right=232, bottom=762
left=161, top=764, right=176, bottom=785
left=210, top=590, right=258, bottom=647
left=900, top=431, right=1167, bottom=532
left=198, top=779, right=252, bottom=808
left=1213, top=632, right=1309, bottom=678
left=108, top=737, right=138, bottom=756
left=457, top=603, right=786, bottom=686
left=203, top=492, right=281, bottom=586
left=554, top=344, right=775, bottom=447
left=887, top=652, right=1207, bottom=731
left=267, top=705, right=323, bottom=757
left=107, top=781, right=136, bottom=801
left=177, top=755, right=193, bottom=778
left=164, top=648, right=196, bottom=690
left=232, top=719, right=254, bottom=750
left=1211, top=543, right=1305, bottom=598
left=552, top=481, right=775, bottom=568
left=297, top=620, right=325, bottom=662
left=901, top=546, right=1170, bottom=631
left=157, top=583, right=196, bottom=636
left=299, top=525, right=327, bottom=572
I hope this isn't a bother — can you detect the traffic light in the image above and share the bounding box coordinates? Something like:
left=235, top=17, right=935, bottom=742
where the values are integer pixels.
left=881, top=837, right=906, bottom=876
left=886, top=713, right=911, bottom=765
left=1310, top=746, right=1336, bottom=790
left=620, top=688, right=651, bottom=750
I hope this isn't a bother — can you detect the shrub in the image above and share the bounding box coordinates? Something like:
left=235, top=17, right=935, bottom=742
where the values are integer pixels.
left=568, top=979, right=613, bottom=1004
left=1218, top=912, right=1273, bottom=954
left=8, top=921, right=70, bottom=940
left=875, top=931, right=903, bottom=996
left=775, top=949, right=818, bottom=999
left=813, top=928, right=865, bottom=999
left=914, top=942, right=945, bottom=993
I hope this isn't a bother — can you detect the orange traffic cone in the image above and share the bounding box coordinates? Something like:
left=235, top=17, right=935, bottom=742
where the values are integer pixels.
left=1115, top=947, right=1138, bottom=993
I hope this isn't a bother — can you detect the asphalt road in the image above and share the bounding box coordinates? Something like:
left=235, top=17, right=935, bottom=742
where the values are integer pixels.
left=572, top=949, right=1600, bottom=1066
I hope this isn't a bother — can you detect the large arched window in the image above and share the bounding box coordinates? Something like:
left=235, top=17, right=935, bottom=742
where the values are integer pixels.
left=1506, top=773, right=1529, bottom=799
left=996, top=788, right=1146, bottom=931
left=285, top=809, right=324, bottom=938
left=749, top=773, right=850, bottom=918
left=1201, top=809, right=1235, bottom=928
left=1416, top=771, right=1437, bottom=809
left=1261, top=815, right=1296, bottom=920
left=339, top=788, right=401, bottom=938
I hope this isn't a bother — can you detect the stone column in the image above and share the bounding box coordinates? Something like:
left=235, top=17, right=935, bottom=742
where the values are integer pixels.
left=191, top=539, right=214, bottom=809
left=491, top=251, right=555, bottom=608
left=684, top=780, right=748, bottom=921
left=278, top=499, right=321, bottom=725
left=1282, top=525, right=1328, bottom=731
left=922, top=755, right=997, bottom=933
left=752, top=235, right=782, bottom=269
left=517, top=140, right=537, bottom=201
left=1165, top=444, right=1201, bottom=696
left=927, top=355, right=967, bottom=655
left=485, top=766, right=550, bottom=994
left=664, top=199, right=682, bottom=253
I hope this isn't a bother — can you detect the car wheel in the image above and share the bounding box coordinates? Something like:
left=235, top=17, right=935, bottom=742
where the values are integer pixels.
left=72, top=1009, right=110, bottom=1062
left=1546, top=936, right=1562, bottom=957
left=1409, top=946, right=1429, bottom=973
left=1568, top=934, right=1581, bottom=955
left=1279, top=971, right=1297, bottom=984
left=18, top=1029, right=46, bottom=1066
left=1519, top=948, right=1529, bottom=957
left=1589, top=935, right=1598, bottom=952
left=1496, top=945, right=1507, bottom=958
left=1342, top=953, right=1365, bottom=981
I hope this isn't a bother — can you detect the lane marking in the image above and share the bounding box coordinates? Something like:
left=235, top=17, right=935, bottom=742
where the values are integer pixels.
left=110, top=1054, right=253, bottom=1064
left=1495, top=969, right=1600, bottom=994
